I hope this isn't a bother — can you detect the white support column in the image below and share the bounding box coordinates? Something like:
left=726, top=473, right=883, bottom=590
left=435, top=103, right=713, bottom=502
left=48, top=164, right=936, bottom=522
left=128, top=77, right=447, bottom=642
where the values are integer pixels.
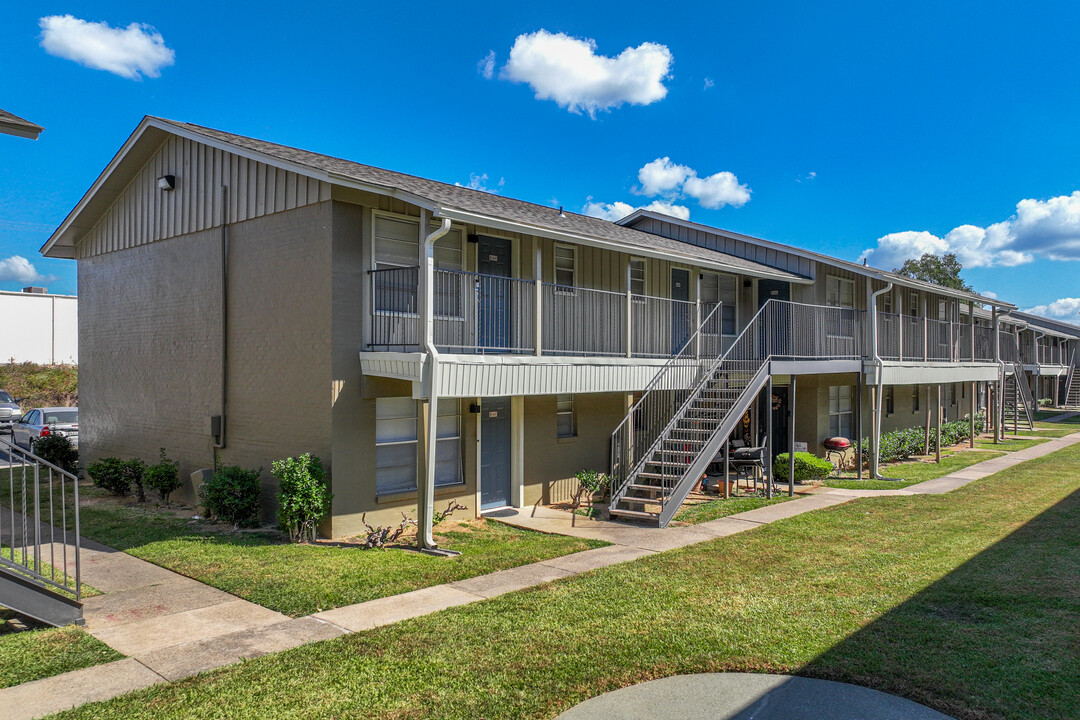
left=625, top=258, right=633, bottom=358
left=534, top=244, right=543, bottom=357
left=898, top=290, right=904, bottom=360
left=511, top=396, right=525, bottom=508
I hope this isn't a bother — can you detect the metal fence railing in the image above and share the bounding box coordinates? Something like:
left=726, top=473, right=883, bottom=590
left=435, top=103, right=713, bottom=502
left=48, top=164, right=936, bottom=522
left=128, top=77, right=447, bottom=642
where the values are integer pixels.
left=999, top=331, right=1020, bottom=363
left=542, top=283, right=625, bottom=356
left=0, top=436, right=81, bottom=600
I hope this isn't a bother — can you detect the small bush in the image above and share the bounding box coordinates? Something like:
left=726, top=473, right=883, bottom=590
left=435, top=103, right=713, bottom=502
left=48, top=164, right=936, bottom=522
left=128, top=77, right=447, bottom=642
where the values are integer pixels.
left=144, top=448, right=181, bottom=504
left=1038, top=397, right=1053, bottom=407
left=571, top=469, right=609, bottom=510
left=122, top=458, right=147, bottom=502
left=773, top=452, right=834, bottom=482
left=272, top=454, right=331, bottom=543
left=87, top=457, right=129, bottom=496
left=30, top=434, right=79, bottom=474
left=857, top=412, right=987, bottom=464
left=201, top=465, right=262, bottom=527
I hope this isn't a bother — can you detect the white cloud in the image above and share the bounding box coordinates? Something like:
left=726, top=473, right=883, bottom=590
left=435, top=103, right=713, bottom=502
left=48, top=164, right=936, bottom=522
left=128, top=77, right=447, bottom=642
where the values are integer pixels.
left=581, top=198, right=690, bottom=222
left=0, top=256, right=46, bottom=284
left=455, top=173, right=503, bottom=194
left=981, top=290, right=998, bottom=299
left=683, top=171, right=751, bottom=209
left=637, top=157, right=693, bottom=196
left=1026, top=297, right=1080, bottom=320
left=478, top=50, right=495, bottom=80
left=703, top=77, right=714, bottom=90
left=502, top=30, right=672, bottom=117
left=859, top=191, right=1080, bottom=269
left=39, top=15, right=174, bottom=80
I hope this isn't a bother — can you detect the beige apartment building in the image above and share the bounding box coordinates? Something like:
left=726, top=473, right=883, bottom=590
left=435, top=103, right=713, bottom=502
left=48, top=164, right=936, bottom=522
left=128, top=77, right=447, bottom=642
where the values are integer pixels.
left=42, top=117, right=1080, bottom=537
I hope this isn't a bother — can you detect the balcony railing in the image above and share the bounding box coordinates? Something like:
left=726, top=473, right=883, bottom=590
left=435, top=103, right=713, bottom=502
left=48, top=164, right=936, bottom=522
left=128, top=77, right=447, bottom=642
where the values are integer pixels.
left=370, top=266, right=722, bottom=359
left=877, top=312, right=1000, bottom=363
left=1034, top=343, right=1065, bottom=366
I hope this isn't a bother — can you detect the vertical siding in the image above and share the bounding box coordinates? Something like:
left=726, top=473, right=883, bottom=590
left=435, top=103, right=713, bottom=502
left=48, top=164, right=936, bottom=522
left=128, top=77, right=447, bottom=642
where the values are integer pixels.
left=76, top=135, right=331, bottom=259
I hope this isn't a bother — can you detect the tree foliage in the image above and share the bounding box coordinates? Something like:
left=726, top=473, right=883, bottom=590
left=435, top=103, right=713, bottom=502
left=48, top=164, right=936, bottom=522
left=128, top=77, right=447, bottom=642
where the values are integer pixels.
left=894, top=253, right=972, bottom=292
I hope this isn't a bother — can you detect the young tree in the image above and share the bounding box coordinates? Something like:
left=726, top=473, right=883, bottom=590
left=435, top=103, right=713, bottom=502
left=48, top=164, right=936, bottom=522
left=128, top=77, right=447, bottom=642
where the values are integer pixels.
left=894, top=252, right=973, bottom=292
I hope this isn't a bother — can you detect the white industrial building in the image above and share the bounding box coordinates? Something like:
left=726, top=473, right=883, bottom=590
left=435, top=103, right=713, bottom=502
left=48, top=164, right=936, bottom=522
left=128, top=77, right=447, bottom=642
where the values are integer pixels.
left=0, top=287, right=78, bottom=364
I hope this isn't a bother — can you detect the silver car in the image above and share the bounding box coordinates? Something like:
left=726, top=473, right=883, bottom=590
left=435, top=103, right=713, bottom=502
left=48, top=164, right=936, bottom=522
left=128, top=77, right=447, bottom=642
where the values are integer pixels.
left=0, top=390, right=20, bottom=434
left=11, top=407, right=79, bottom=452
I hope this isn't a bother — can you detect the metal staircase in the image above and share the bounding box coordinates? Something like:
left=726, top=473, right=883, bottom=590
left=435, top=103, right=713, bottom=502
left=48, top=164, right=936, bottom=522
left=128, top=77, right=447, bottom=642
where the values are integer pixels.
left=1002, top=367, right=1035, bottom=432
left=609, top=300, right=862, bottom=527
left=0, top=436, right=83, bottom=626
left=1064, top=351, right=1080, bottom=410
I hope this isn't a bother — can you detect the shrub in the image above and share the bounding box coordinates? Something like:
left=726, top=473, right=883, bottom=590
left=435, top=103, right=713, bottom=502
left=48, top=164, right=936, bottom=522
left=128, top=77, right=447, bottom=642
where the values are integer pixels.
left=201, top=465, right=262, bottom=527
left=1038, top=397, right=1053, bottom=407
left=856, top=412, right=987, bottom=465
left=87, top=457, right=129, bottom=496
left=121, top=458, right=147, bottom=502
left=571, top=469, right=609, bottom=510
left=272, top=454, right=331, bottom=543
left=30, top=434, right=79, bottom=474
left=144, top=448, right=182, bottom=504
left=773, top=452, right=834, bottom=482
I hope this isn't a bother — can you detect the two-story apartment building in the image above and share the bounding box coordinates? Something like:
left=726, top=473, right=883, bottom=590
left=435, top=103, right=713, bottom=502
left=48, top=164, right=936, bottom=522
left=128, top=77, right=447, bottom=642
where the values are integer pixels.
left=42, top=117, right=1072, bottom=539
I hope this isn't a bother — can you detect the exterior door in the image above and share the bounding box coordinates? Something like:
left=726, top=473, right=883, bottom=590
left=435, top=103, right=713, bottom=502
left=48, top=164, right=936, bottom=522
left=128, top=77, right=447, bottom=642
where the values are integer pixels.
left=671, top=268, right=691, bottom=354
left=477, top=236, right=513, bottom=351
left=758, top=280, right=791, bottom=357
left=480, top=397, right=512, bottom=509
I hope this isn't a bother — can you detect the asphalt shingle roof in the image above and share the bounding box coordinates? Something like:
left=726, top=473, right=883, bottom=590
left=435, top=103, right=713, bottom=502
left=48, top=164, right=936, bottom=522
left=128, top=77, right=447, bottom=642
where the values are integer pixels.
left=0, top=108, right=43, bottom=138
left=152, top=118, right=807, bottom=281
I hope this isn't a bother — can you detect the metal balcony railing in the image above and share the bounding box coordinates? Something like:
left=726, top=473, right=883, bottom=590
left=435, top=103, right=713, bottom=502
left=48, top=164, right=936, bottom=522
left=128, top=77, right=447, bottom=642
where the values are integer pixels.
left=370, top=266, right=723, bottom=359
left=877, top=312, right=999, bottom=363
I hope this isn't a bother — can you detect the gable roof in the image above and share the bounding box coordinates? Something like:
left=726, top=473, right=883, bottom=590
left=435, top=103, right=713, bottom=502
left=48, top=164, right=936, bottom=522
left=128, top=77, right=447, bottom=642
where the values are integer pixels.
left=41, top=117, right=808, bottom=283
left=1011, top=311, right=1080, bottom=340
left=0, top=109, right=43, bottom=140
left=619, top=209, right=1014, bottom=309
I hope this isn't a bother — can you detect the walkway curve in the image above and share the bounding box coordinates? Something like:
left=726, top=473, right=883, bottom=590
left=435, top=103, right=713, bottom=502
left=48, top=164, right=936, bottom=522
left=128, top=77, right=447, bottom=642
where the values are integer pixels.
left=556, top=673, right=954, bottom=720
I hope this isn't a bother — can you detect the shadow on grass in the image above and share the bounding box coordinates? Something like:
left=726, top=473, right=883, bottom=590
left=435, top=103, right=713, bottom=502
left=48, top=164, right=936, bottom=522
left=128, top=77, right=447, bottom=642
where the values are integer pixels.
left=800, top=487, right=1080, bottom=720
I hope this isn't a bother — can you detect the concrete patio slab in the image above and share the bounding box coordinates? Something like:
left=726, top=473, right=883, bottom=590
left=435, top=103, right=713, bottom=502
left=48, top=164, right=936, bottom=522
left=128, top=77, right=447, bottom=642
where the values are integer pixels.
left=312, top=584, right=482, bottom=632
left=90, top=598, right=288, bottom=656
left=556, top=673, right=953, bottom=719
left=726, top=494, right=852, bottom=525
left=0, top=658, right=165, bottom=720
left=680, top=516, right=761, bottom=537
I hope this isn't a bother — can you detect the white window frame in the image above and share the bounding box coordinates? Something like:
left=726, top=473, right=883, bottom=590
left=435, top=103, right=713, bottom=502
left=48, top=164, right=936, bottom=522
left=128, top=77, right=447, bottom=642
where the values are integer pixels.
left=826, top=275, right=855, bottom=309
left=629, top=257, right=647, bottom=300
left=828, top=385, right=854, bottom=439
left=556, top=394, right=576, bottom=438
left=699, top=270, right=739, bottom=337
left=375, top=397, right=463, bottom=497
left=370, top=211, right=465, bottom=320
left=553, top=244, right=577, bottom=294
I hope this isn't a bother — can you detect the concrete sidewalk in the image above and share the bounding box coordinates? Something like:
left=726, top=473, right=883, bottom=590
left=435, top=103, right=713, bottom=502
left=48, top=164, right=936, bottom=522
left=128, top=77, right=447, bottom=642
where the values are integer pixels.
left=4, top=429, right=1078, bottom=719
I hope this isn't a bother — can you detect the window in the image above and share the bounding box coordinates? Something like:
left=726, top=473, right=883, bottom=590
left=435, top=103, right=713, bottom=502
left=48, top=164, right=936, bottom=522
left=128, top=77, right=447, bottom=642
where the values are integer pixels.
left=700, top=272, right=738, bottom=335
left=938, top=299, right=948, bottom=321
left=828, top=386, right=854, bottom=439
left=629, top=258, right=646, bottom=297
left=910, top=290, right=919, bottom=316
left=912, top=385, right=921, bottom=413
left=554, top=245, right=576, bottom=290
left=372, top=216, right=463, bottom=315
left=880, top=292, right=893, bottom=314
left=375, top=397, right=461, bottom=496
left=556, top=394, right=576, bottom=438
left=885, top=386, right=895, bottom=416
left=826, top=276, right=855, bottom=308
left=947, top=383, right=956, bottom=407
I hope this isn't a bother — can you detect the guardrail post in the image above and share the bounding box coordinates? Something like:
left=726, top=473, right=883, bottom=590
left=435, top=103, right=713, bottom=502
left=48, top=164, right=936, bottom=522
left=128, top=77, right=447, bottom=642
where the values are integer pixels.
left=626, top=289, right=633, bottom=358
left=923, top=316, right=928, bottom=361
left=534, top=246, right=543, bottom=356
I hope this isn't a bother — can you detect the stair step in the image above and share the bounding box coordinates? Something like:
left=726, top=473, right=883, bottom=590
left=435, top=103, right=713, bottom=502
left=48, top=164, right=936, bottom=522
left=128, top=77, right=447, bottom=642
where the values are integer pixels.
left=609, top=508, right=660, bottom=521
left=628, top=483, right=665, bottom=492
left=637, top=471, right=680, bottom=480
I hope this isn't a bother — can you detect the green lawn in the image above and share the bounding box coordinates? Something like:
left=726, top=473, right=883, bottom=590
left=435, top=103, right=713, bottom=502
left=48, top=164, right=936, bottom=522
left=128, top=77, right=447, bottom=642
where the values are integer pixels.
left=1033, top=410, right=1080, bottom=423
left=76, top=498, right=606, bottom=617
left=673, top=494, right=795, bottom=524
left=49, top=440, right=1080, bottom=720
left=975, top=437, right=1050, bottom=452
left=0, top=610, right=121, bottom=689
left=824, top=449, right=1006, bottom=490
left=1017, top=422, right=1080, bottom=439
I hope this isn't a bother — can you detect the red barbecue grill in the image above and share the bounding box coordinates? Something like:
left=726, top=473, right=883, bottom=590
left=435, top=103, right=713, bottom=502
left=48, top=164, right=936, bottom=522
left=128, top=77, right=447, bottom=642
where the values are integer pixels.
left=823, top=436, right=852, bottom=476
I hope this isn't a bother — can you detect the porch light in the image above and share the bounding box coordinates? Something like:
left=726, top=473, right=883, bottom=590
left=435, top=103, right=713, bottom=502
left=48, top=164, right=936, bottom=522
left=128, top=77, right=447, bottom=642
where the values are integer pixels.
left=157, top=175, right=176, bottom=191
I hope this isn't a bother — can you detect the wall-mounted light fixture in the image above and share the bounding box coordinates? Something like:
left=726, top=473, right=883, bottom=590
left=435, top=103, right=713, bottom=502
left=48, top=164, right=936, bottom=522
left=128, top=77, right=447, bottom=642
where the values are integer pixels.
left=157, top=175, right=176, bottom=191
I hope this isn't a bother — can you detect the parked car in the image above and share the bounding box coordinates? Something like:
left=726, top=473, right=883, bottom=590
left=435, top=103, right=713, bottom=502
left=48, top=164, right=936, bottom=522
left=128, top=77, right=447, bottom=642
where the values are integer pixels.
left=11, top=407, right=79, bottom=452
left=0, top=390, right=20, bottom=434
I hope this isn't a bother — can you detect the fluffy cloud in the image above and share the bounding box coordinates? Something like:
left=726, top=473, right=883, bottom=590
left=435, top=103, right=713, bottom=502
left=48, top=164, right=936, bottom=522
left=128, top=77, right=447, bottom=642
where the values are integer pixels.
left=1026, top=297, right=1080, bottom=320
left=40, top=15, right=174, bottom=80
left=502, top=30, right=672, bottom=117
left=859, top=191, right=1080, bottom=269
left=581, top=198, right=690, bottom=222
left=456, top=173, right=503, bottom=194
left=635, top=157, right=750, bottom=209
left=637, top=158, right=693, bottom=196
left=477, top=50, right=495, bottom=80
left=0, top=256, right=45, bottom=284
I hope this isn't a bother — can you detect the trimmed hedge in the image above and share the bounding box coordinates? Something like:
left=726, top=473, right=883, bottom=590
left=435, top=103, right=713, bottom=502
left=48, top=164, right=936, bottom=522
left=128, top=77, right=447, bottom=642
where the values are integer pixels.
left=201, top=465, right=262, bottom=527
left=773, top=452, right=834, bottom=482
left=858, top=412, right=986, bottom=464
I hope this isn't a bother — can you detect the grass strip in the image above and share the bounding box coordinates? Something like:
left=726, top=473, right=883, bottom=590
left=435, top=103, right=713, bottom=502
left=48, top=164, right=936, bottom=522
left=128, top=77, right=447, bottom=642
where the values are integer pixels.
left=0, top=610, right=121, bottom=689
left=48, top=440, right=1080, bottom=720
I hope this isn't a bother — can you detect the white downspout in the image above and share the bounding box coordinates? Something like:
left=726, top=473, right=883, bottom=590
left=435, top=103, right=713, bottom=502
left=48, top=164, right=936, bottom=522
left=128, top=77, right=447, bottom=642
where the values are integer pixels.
left=870, top=282, right=893, bottom=479
left=993, top=310, right=1013, bottom=443
left=419, top=215, right=452, bottom=550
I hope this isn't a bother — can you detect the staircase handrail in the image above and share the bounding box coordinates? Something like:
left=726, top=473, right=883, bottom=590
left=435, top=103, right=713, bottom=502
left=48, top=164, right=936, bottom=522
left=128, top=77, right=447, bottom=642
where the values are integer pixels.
left=609, top=301, right=772, bottom=505
left=0, top=436, right=81, bottom=601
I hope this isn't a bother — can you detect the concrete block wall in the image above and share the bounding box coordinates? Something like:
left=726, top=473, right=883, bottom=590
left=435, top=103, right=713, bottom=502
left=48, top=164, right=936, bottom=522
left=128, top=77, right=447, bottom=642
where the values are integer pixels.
left=0, top=291, right=78, bottom=364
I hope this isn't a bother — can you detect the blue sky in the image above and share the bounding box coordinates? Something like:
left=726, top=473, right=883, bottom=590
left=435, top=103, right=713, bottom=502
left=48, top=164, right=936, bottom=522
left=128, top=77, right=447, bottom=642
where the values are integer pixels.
left=1, top=2, right=1078, bottom=318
